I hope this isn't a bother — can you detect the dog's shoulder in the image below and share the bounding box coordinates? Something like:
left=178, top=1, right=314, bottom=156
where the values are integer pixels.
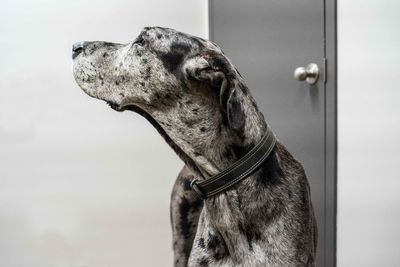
left=274, top=141, right=308, bottom=181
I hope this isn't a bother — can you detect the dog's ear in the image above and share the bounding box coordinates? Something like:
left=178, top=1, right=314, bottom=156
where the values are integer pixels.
left=183, top=54, right=245, bottom=132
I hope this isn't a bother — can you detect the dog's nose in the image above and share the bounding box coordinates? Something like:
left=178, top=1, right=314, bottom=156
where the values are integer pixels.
left=72, top=41, right=88, bottom=59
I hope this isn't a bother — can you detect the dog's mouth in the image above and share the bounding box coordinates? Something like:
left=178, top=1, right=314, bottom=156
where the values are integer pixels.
left=106, top=101, right=140, bottom=113
left=107, top=101, right=124, bottom=112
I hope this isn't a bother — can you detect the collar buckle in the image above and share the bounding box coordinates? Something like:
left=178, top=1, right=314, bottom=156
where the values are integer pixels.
left=190, top=179, right=206, bottom=200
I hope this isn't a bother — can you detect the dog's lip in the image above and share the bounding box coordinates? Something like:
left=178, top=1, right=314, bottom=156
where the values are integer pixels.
left=107, top=101, right=124, bottom=112
left=106, top=101, right=137, bottom=112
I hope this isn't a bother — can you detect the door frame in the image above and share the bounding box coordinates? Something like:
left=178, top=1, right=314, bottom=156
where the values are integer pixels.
left=208, top=1, right=337, bottom=266
left=323, top=0, right=337, bottom=266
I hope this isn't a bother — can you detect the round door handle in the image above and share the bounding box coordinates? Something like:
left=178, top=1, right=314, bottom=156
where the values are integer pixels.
left=294, top=63, right=319, bottom=85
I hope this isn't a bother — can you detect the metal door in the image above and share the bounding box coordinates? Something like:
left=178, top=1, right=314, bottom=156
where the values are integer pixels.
left=209, top=1, right=337, bottom=266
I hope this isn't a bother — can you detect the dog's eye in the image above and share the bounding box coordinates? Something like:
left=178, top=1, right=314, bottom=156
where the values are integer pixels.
left=133, top=37, right=145, bottom=47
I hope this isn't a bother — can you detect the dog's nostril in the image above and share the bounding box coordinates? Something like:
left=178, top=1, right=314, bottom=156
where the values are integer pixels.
left=72, top=41, right=87, bottom=59
left=73, top=46, right=83, bottom=53
left=72, top=42, right=86, bottom=52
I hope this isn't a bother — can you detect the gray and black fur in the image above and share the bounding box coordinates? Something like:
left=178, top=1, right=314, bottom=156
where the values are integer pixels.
left=72, top=26, right=317, bottom=266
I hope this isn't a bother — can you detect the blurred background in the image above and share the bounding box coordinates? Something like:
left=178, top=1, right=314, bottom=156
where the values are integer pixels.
left=337, top=1, right=400, bottom=266
left=1, top=0, right=399, bottom=266
left=0, top=0, right=207, bottom=266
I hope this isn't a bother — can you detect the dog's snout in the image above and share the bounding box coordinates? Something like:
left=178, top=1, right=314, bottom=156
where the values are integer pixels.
left=72, top=41, right=88, bottom=59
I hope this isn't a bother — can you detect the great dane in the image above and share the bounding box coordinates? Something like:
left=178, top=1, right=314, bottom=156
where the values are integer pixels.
left=72, top=27, right=317, bottom=267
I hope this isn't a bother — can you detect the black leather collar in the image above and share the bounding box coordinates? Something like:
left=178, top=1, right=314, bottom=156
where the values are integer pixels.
left=190, top=126, right=276, bottom=199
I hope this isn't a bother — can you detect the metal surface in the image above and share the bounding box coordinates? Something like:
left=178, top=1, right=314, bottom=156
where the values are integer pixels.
left=209, top=0, right=337, bottom=266
left=294, top=63, right=320, bottom=84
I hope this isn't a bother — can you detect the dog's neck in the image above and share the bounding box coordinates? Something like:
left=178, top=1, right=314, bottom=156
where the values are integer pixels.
left=147, top=84, right=268, bottom=180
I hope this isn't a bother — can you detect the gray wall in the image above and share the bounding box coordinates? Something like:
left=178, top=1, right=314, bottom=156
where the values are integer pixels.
left=337, top=1, right=400, bottom=266
left=0, top=0, right=207, bottom=266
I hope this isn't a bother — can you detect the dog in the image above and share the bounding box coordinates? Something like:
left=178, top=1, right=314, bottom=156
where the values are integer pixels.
left=72, top=26, right=317, bottom=267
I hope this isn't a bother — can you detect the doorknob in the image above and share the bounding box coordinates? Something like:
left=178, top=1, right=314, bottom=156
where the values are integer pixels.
left=294, top=63, right=319, bottom=85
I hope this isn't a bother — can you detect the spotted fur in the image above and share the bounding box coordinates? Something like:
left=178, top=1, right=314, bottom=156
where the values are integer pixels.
left=73, top=27, right=317, bottom=266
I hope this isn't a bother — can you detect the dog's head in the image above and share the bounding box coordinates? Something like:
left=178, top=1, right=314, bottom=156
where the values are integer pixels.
left=72, top=27, right=266, bottom=174
left=72, top=27, right=249, bottom=133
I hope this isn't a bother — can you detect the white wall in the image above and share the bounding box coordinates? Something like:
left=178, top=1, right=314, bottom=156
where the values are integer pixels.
left=0, top=1, right=207, bottom=266
left=338, top=1, right=400, bottom=266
